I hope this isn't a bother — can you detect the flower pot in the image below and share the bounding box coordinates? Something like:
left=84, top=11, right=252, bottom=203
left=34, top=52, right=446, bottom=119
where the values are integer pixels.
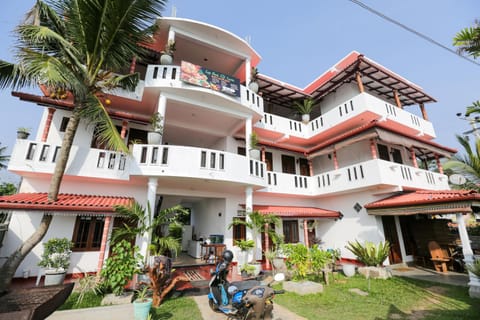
left=160, top=54, right=173, bottom=65
left=249, top=148, right=260, bottom=160
left=133, top=298, right=153, bottom=320
left=248, top=81, right=259, bottom=93
left=301, top=114, right=310, bottom=124
left=44, top=270, right=66, bottom=286
left=147, top=131, right=162, bottom=145
left=342, top=264, right=356, bottom=277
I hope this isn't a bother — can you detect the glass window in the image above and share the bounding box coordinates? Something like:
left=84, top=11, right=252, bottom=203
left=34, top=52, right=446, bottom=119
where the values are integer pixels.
left=72, top=216, right=105, bottom=251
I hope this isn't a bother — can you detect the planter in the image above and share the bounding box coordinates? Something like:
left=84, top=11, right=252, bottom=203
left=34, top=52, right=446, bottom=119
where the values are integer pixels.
left=301, top=114, right=310, bottom=124
left=248, top=81, right=259, bottom=93
left=249, top=148, right=261, bottom=160
left=160, top=54, right=173, bottom=65
left=17, top=131, right=30, bottom=139
left=44, top=270, right=66, bottom=286
left=147, top=131, right=162, bottom=145
left=272, top=257, right=285, bottom=270
left=133, top=298, right=153, bottom=320
left=342, top=264, right=356, bottom=277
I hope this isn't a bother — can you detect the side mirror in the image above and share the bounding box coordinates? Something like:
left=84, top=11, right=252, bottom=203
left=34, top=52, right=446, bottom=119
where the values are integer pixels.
left=273, top=273, right=285, bottom=282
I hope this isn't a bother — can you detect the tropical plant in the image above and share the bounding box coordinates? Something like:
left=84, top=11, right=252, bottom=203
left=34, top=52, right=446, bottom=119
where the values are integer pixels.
left=37, top=237, right=73, bottom=272
left=0, top=143, right=10, bottom=170
left=228, top=211, right=280, bottom=263
left=240, top=263, right=256, bottom=276
left=250, top=67, right=259, bottom=83
left=0, top=182, right=16, bottom=195
left=294, top=97, right=315, bottom=115
left=345, top=239, right=391, bottom=267
left=235, top=239, right=255, bottom=252
left=443, top=135, right=480, bottom=191
left=161, top=39, right=176, bottom=57
left=281, top=243, right=310, bottom=280
left=150, top=112, right=164, bottom=133
left=112, top=201, right=188, bottom=260
left=100, top=239, right=143, bottom=296
left=250, top=132, right=259, bottom=150
left=0, top=0, right=165, bottom=293
left=135, top=285, right=152, bottom=302
left=466, top=259, right=480, bottom=277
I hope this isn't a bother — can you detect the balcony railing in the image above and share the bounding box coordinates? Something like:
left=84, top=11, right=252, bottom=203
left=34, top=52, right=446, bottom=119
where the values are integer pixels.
left=261, top=158, right=448, bottom=196
left=144, top=65, right=263, bottom=113
left=257, top=92, right=435, bottom=139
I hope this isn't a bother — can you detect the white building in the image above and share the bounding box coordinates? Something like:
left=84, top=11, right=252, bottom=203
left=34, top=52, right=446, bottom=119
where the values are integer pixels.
left=1, top=17, right=476, bottom=288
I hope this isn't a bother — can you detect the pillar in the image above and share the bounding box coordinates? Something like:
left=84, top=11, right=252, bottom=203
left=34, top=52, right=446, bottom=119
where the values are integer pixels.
left=308, top=159, right=313, bottom=176
left=393, top=90, right=403, bottom=109
left=456, top=212, right=480, bottom=298
left=129, top=56, right=137, bottom=74
left=139, top=177, right=158, bottom=260
left=303, top=219, right=309, bottom=248
left=96, top=215, right=112, bottom=278
left=370, top=139, right=377, bottom=159
left=120, top=120, right=128, bottom=139
left=356, top=71, right=364, bottom=93
left=411, top=149, right=418, bottom=168
left=261, top=147, right=266, bottom=162
left=435, top=154, right=443, bottom=174
left=41, top=108, right=56, bottom=142
left=264, top=223, right=271, bottom=270
left=333, top=151, right=339, bottom=170
left=419, top=103, right=429, bottom=121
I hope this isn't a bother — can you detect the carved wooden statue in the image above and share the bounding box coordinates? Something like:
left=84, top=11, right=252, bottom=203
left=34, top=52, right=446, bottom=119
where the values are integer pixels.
left=147, top=255, right=189, bottom=307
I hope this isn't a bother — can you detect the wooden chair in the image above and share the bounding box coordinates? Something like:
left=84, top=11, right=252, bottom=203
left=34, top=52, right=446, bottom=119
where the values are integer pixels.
left=428, top=241, right=451, bottom=273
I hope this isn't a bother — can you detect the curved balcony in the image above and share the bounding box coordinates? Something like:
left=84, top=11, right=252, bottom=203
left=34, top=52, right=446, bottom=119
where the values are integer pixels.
left=261, top=158, right=448, bottom=197
left=144, top=65, right=263, bottom=116
left=257, top=92, right=435, bottom=143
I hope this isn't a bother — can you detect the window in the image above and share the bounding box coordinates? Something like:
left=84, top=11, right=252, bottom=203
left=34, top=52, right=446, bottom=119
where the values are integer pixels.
left=281, top=155, right=296, bottom=174
left=59, top=117, right=70, bottom=132
left=283, top=220, right=299, bottom=243
left=72, top=216, right=105, bottom=251
left=232, top=217, right=246, bottom=244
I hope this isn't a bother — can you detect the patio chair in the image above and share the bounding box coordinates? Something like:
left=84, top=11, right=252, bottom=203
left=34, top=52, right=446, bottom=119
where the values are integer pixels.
left=428, top=241, right=451, bottom=273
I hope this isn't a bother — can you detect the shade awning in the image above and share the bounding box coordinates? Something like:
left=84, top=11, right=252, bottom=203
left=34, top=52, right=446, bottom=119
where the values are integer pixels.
left=364, top=190, right=480, bottom=216
left=0, top=193, right=134, bottom=214
left=249, top=205, right=342, bottom=219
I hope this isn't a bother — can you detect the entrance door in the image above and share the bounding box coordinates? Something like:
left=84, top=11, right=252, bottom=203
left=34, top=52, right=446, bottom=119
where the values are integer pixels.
left=283, top=220, right=299, bottom=243
left=281, top=155, right=296, bottom=174
left=382, top=216, right=402, bottom=264
left=299, top=158, right=310, bottom=176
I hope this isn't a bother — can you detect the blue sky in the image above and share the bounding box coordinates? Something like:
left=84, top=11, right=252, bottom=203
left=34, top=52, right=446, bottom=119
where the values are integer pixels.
left=1, top=0, right=479, bottom=183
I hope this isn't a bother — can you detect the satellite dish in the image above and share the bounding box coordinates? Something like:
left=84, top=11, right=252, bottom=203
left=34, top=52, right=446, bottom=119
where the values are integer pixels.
left=449, top=174, right=466, bottom=185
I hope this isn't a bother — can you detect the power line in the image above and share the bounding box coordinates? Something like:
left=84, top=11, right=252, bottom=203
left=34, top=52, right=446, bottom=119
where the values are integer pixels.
left=348, top=0, right=480, bottom=67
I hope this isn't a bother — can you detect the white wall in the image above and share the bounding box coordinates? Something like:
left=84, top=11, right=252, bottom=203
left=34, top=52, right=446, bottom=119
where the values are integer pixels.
left=320, top=83, right=358, bottom=114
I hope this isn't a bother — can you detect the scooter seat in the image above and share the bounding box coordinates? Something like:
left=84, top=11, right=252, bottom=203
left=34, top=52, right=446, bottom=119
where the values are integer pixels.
left=230, top=279, right=260, bottom=291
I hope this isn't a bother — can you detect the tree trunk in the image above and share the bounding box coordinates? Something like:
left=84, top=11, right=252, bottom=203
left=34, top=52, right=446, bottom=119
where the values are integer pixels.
left=0, top=111, right=81, bottom=294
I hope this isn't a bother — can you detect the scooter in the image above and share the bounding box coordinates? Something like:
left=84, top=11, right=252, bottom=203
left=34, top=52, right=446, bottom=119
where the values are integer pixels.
left=207, top=250, right=285, bottom=320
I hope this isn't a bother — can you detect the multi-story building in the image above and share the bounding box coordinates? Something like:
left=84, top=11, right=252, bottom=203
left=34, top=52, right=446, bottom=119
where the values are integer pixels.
left=1, top=17, right=477, bottom=290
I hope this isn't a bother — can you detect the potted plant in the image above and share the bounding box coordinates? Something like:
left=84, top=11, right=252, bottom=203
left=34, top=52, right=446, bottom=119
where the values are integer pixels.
left=17, top=127, right=31, bottom=139
left=160, top=39, right=176, bottom=65
left=294, top=97, right=315, bottom=124
left=248, top=67, right=259, bottom=93
left=38, top=237, right=73, bottom=286
left=249, top=132, right=260, bottom=160
left=234, top=239, right=255, bottom=272
left=147, top=112, right=163, bottom=145
left=133, top=285, right=153, bottom=320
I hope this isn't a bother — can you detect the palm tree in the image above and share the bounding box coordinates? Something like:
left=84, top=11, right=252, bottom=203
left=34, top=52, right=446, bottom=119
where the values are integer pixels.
left=443, top=135, right=480, bottom=191
left=0, top=143, right=10, bottom=170
left=0, top=0, right=165, bottom=292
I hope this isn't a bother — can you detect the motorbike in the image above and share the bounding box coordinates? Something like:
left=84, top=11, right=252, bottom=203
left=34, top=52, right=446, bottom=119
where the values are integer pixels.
left=207, top=250, right=285, bottom=320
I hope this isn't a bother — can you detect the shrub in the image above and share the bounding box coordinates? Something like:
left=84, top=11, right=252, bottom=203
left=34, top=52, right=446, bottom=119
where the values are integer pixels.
left=345, top=240, right=390, bottom=266
left=467, top=259, right=480, bottom=277
left=38, top=237, right=73, bottom=271
left=281, top=243, right=333, bottom=281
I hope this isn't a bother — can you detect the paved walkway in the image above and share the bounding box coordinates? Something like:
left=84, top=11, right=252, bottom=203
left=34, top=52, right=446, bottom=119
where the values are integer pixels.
left=47, top=266, right=469, bottom=320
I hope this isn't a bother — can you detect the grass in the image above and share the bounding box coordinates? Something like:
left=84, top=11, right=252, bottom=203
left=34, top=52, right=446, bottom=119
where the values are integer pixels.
left=58, top=290, right=201, bottom=319
left=273, top=275, right=480, bottom=320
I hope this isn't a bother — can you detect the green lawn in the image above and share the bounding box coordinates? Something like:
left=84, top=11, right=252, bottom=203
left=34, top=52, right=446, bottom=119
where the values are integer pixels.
left=273, top=275, right=480, bottom=320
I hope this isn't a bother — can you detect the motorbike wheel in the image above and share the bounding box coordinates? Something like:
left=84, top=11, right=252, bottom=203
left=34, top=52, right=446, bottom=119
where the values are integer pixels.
left=208, top=298, right=219, bottom=312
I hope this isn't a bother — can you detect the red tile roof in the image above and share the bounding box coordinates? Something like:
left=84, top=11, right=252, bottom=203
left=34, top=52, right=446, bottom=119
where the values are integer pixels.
left=364, top=190, right=480, bottom=209
left=0, top=193, right=134, bottom=212
left=251, top=205, right=342, bottom=219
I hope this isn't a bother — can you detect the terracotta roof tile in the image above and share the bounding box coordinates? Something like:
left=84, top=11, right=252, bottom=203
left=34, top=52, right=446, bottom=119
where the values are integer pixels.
left=0, top=193, right=134, bottom=212
left=251, top=205, right=342, bottom=219
left=364, top=190, right=480, bottom=209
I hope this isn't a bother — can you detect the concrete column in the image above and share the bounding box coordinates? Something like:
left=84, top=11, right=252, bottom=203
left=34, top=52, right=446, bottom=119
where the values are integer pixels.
left=333, top=151, right=339, bottom=170
left=456, top=213, right=480, bottom=298
left=120, top=120, right=128, bottom=139
left=435, top=154, right=443, bottom=174
left=419, top=103, right=429, bottom=121
left=370, top=139, right=377, bottom=159
left=303, top=219, right=309, bottom=248
left=139, top=177, right=158, bottom=260
left=264, top=223, right=271, bottom=270
left=394, top=216, right=407, bottom=262
left=41, top=108, right=56, bottom=142
left=129, top=56, right=137, bottom=74
left=168, top=29, right=175, bottom=42
left=411, top=149, right=418, bottom=168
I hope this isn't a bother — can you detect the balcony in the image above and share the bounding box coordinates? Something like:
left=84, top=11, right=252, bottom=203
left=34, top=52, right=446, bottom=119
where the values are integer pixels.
left=9, top=140, right=266, bottom=188
left=260, top=158, right=448, bottom=196
left=144, top=65, right=263, bottom=115
left=257, top=92, right=435, bottom=143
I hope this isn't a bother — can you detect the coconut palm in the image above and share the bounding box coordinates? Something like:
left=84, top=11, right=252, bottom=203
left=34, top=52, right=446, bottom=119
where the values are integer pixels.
left=453, top=19, right=480, bottom=59
left=0, top=0, right=165, bottom=292
left=0, top=143, right=10, bottom=170
left=443, top=135, right=480, bottom=191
